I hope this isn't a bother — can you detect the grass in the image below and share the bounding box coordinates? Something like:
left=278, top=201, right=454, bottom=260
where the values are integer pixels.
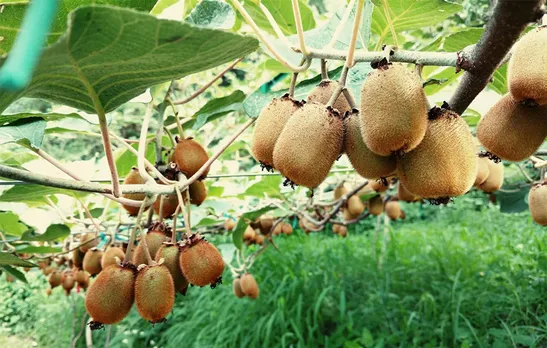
left=2, top=200, right=547, bottom=347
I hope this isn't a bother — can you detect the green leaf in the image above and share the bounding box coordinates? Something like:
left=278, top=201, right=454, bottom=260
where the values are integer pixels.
left=0, top=118, right=46, bottom=149
left=207, top=185, right=224, bottom=197
left=489, top=64, right=508, bottom=95
left=0, top=149, right=37, bottom=168
left=243, top=176, right=283, bottom=199
left=241, top=205, right=277, bottom=222
left=462, top=108, right=481, bottom=127
left=115, top=142, right=156, bottom=178
left=244, top=0, right=315, bottom=36
left=232, top=218, right=247, bottom=250
left=0, top=5, right=259, bottom=114
left=21, top=224, right=70, bottom=242
left=191, top=90, right=245, bottom=130
left=0, top=112, right=98, bottom=125
left=150, top=0, right=180, bottom=16
left=360, top=328, right=374, bottom=347
left=0, top=184, right=83, bottom=205
left=496, top=186, right=528, bottom=214
left=371, top=0, right=462, bottom=44
left=0, top=253, right=36, bottom=267
left=195, top=217, right=221, bottom=227
left=1, top=265, right=28, bottom=283
left=186, top=0, right=235, bottom=30
left=0, top=212, right=29, bottom=237
left=16, top=246, right=63, bottom=254
left=0, top=0, right=157, bottom=54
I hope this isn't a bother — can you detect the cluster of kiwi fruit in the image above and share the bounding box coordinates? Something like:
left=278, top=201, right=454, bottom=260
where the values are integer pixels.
left=120, top=134, right=209, bottom=218
left=84, top=223, right=225, bottom=328
left=233, top=273, right=259, bottom=299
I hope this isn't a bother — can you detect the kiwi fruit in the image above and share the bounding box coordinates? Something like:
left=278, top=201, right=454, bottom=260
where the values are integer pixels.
left=398, top=107, right=477, bottom=199
left=239, top=273, right=259, bottom=299
left=307, top=80, right=352, bottom=115
left=75, top=269, right=90, bottom=287
left=529, top=184, right=547, bottom=225
left=37, top=259, right=50, bottom=270
left=334, top=184, right=348, bottom=200
left=273, top=223, right=283, bottom=236
left=368, top=196, right=384, bottom=216
left=479, top=160, right=504, bottom=193
left=48, top=270, right=62, bottom=288
left=171, top=137, right=209, bottom=178
left=273, top=103, right=343, bottom=188
left=370, top=179, right=389, bottom=193
left=338, top=225, right=348, bottom=238
left=135, top=264, right=175, bottom=323
left=282, top=223, right=293, bottom=235
left=179, top=234, right=225, bottom=287
left=332, top=224, right=340, bottom=234
left=347, top=195, right=365, bottom=216
left=189, top=181, right=207, bottom=206
left=153, top=193, right=179, bottom=219
left=508, top=27, right=547, bottom=106
left=121, top=167, right=148, bottom=216
left=360, top=63, right=428, bottom=156
left=399, top=210, right=406, bottom=220
left=477, top=94, right=547, bottom=161
left=73, top=248, right=85, bottom=269
left=233, top=277, right=246, bottom=298
left=102, top=246, right=125, bottom=269
left=474, top=156, right=491, bottom=187
left=259, top=216, right=273, bottom=234
left=133, top=224, right=170, bottom=266
left=343, top=111, right=397, bottom=178
left=385, top=201, right=401, bottom=220
left=243, top=226, right=257, bottom=242
left=83, top=249, right=104, bottom=276
left=343, top=208, right=358, bottom=221
left=80, top=233, right=99, bottom=253
left=397, top=182, right=420, bottom=202
left=251, top=95, right=302, bottom=168
left=6, top=274, right=14, bottom=283
left=85, top=263, right=136, bottom=326
left=61, top=271, right=75, bottom=295
left=155, top=244, right=189, bottom=294
left=224, top=219, right=236, bottom=231
left=46, top=288, right=52, bottom=296
left=42, top=265, right=55, bottom=276
left=255, top=234, right=265, bottom=245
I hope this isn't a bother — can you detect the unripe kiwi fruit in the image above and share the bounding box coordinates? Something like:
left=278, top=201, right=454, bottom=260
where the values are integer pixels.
left=171, top=137, right=209, bottom=178
left=153, top=193, right=179, bottom=219
left=73, top=248, right=85, bottom=269
left=398, top=107, right=476, bottom=199
left=508, top=27, right=547, bottom=105
left=188, top=180, right=207, bottom=206
left=224, top=219, right=236, bottom=231
left=233, top=277, right=245, bottom=298
left=529, top=184, right=547, bottom=225
left=479, top=160, right=504, bottom=193
left=343, top=111, right=397, bottom=178
left=133, top=226, right=169, bottom=266
left=338, top=225, right=348, bottom=238
left=102, top=246, right=125, bottom=269
left=135, top=264, right=175, bottom=323
left=251, top=95, right=302, bottom=167
left=397, top=182, right=420, bottom=202
left=121, top=167, right=148, bottom=216
left=370, top=179, right=389, bottom=193
left=477, top=94, right=547, bottom=161
left=368, top=195, right=384, bottom=216
left=243, top=226, right=256, bottom=241
left=80, top=233, right=99, bottom=253
left=179, top=235, right=225, bottom=287
left=347, top=195, right=365, bottom=216
left=385, top=201, right=401, bottom=220
left=474, top=156, right=491, bottom=187
left=85, top=264, right=136, bottom=326
left=360, top=63, right=428, bottom=156
left=48, top=270, right=62, bottom=288
left=282, top=223, right=293, bottom=235
left=307, top=80, right=352, bottom=115
left=239, top=273, right=259, bottom=299
left=273, top=103, right=343, bottom=188
left=83, top=249, right=103, bottom=276
left=155, top=244, right=189, bottom=294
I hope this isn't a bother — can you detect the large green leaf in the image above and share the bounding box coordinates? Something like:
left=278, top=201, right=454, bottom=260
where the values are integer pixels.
left=186, top=0, right=235, bottom=30
left=0, top=112, right=96, bottom=125
left=190, top=90, right=245, bottom=130
left=2, top=265, right=28, bottom=283
left=244, top=0, right=315, bottom=36
left=0, top=253, right=36, bottom=267
left=16, top=246, right=63, bottom=254
left=0, top=184, right=84, bottom=205
left=0, top=5, right=259, bottom=115
left=0, top=149, right=37, bottom=168
left=0, top=0, right=157, bottom=55
left=242, top=175, right=283, bottom=199
left=0, top=211, right=29, bottom=237
left=0, top=118, right=46, bottom=149
left=489, top=64, right=508, bottom=95
left=21, top=224, right=70, bottom=242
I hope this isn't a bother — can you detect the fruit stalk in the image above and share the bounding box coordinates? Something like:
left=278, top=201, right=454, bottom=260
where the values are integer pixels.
left=326, top=0, right=356, bottom=49
left=320, top=59, right=328, bottom=80
left=97, top=111, right=121, bottom=198
left=291, top=0, right=309, bottom=56
left=137, top=103, right=157, bottom=183
left=123, top=196, right=155, bottom=263
left=155, top=102, right=167, bottom=166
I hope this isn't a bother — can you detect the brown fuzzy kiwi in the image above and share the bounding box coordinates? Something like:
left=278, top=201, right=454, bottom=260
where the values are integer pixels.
left=133, top=224, right=170, bottom=266
left=397, top=182, right=420, bottom=202
left=255, top=234, right=265, bottom=245
left=385, top=201, right=401, bottom=220
left=37, top=259, right=50, bottom=270
left=101, top=247, right=125, bottom=269
left=332, top=224, right=341, bottom=234
left=121, top=167, right=148, bottom=216
left=474, top=156, right=491, bottom=187
left=85, top=263, right=136, bottom=327
left=155, top=244, right=189, bottom=294
left=259, top=216, right=273, bottom=234
left=135, top=264, right=175, bottom=323
left=398, top=107, right=477, bottom=199
left=46, top=288, right=52, bottom=296
left=83, top=249, right=104, bottom=276
left=224, top=219, right=236, bottom=231
left=338, top=225, right=348, bottom=238
left=171, top=137, right=209, bottom=178
left=477, top=94, right=547, bottom=161
left=307, top=80, right=352, bottom=115
left=273, top=223, right=283, bottom=236
left=233, top=277, right=246, bottom=298
left=508, top=27, right=547, bottom=106
left=189, top=181, right=207, bottom=206
left=62, top=271, right=75, bottom=295
left=343, top=208, right=358, bottom=221
left=334, top=184, right=348, bottom=200
left=399, top=210, right=406, bottom=220
left=479, top=160, right=504, bottom=193
left=75, top=269, right=90, bottom=287
left=79, top=233, right=99, bottom=253
left=347, top=195, right=365, bottom=216
left=273, top=103, right=343, bottom=188
left=368, top=196, right=384, bottom=216
left=282, top=223, right=293, bottom=235
left=239, top=273, right=259, bottom=299
left=243, top=226, right=256, bottom=242
left=73, top=248, right=85, bottom=269
left=251, top=95, right=302, bottom=168
left=6, top=274, right=14, bottom=283
left=529, top=183, right=547, bottom=225
left=42, top=265, right=55, bottom=276
left=153, top=193, right=179, bottom=219
left=370, top=179, right=389, bottom=193
left=360, top=63, right=428, bottom=156
left=179, top=234, right=225, bottom=287
left=48, top=270, right=62, bottom=288
left=343, top=111, right=397, bottom=178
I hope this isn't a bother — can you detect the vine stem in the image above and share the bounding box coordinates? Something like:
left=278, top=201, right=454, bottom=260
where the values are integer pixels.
left=288, top=70, right=298, bottom=98
left=76, top=198, right=101, bottom=232
left=137, top=103, right=157, bottom=183
left=97, top=114, right=121, bottom=198
left=327, top=0, right=356, bottom=49
left=320, top=59, right=328, bottom=80
left=259, top=2, right=291, bottom=47
left=292, top=0, right=309, bottom=56
left=123, top=196, right=156, bottom=263
left=155, top=102, right=167, bottom=165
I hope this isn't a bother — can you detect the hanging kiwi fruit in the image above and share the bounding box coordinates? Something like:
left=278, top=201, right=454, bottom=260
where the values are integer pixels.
left=368, top=195, right=384, bottom=216
left=529, top=183, right=547, bottom=225
left=121, top=167, right=149, bottom=216
left=397, top=182, right=420, bottom=203
left=133, top=222, right=170, bottom=266
left=102, top=246, right=125, bottom=269
left=156, top=244, right=189, bottom=295
left=385, top=201, right=401, bottom=220
left=135, top=264, right=175, bottom=323
left=307, top=80, right=352, bottom=115
left=360, top=63, right=428, bottom=156
left=239, top=273, right=260, bottom=299
left=474, top=156, right=491, bottom=187
left=478, top=159, right=504, bottom=193
left=179, top=234, right=225, bottom=288
left=171, top=137, right=210, bottom=179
